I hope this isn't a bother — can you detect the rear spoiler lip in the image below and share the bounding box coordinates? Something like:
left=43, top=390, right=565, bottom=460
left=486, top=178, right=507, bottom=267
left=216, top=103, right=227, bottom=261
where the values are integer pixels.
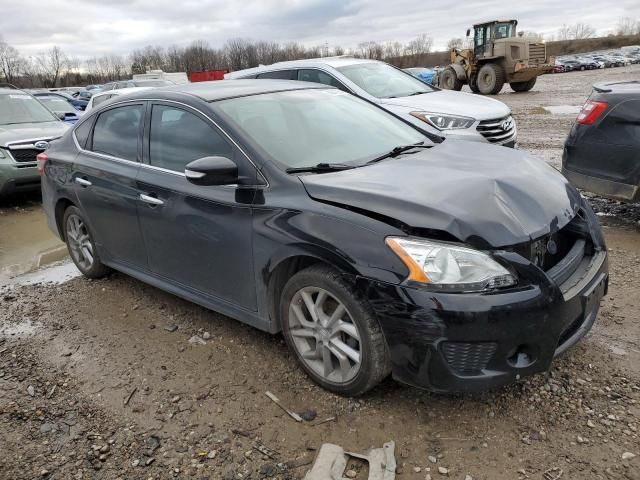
left=593, top=80, right=640, bottom=93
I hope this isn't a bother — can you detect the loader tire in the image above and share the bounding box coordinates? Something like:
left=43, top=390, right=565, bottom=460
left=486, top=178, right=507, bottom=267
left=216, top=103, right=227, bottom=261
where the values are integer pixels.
left=440, top=67, right=463, bottom=91
left=469, top=75, right=480, bottom=93
left=477, top=63, right=505, bottom=95
left=510, top=77, right=537, bottom=92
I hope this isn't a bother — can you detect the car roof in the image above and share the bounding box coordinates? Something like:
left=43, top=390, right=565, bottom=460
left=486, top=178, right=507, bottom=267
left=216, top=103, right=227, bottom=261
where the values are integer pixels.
left=225, top=57, right=382, bottom=79
left=593, top=80, right=640, bottom=94
left=119, top=79, right=330, bottom=102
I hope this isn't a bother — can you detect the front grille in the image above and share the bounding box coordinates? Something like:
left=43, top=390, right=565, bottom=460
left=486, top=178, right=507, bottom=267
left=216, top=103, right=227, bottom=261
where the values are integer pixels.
left=528, top=43, right=547, bottom=64
left=442, top=342, right=497, bottom=375
left=8, top=148, right=39, bottom=163
left=476, top=116, right=516, bottom=143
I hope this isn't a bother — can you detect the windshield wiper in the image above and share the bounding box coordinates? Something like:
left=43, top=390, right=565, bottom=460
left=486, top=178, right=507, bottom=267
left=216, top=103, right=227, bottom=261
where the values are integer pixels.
left=286, top=163, right=355, bottom=174
left=408, top=91, right=428, bottom=96
left=366, top=143, right=431, bottom=165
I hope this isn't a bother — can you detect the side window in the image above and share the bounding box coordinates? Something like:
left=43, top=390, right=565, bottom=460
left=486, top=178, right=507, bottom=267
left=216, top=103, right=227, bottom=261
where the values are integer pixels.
left=297, top=69, right=349, bottom=91
left=91, top=104, right=143, bottom=161
left=256, top=70, right=295, bottom=80
left=149, top=105, right=233, bottom=173
left=74, top=119, right=93, bottom=148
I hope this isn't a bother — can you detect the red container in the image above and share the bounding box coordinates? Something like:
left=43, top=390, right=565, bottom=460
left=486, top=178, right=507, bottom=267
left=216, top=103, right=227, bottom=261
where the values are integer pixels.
left=188, top=70, right=229, bottom=82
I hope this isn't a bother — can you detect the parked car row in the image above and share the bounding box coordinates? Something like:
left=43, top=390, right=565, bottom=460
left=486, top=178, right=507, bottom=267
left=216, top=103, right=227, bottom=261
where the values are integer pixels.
left=554, top=47, right=640, bottom=73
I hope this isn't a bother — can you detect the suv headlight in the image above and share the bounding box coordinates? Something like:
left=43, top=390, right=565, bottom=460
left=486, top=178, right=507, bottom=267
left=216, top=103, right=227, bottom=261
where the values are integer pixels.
left=410, top=112, right=475, bottom=130
left=386, top=237, right=516, bottom=291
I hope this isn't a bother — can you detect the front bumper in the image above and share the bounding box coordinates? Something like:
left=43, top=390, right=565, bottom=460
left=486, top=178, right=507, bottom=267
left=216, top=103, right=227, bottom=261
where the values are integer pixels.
left=0, top=163, right=40, bottom=196
left=359, top=249, right=608, bottom=393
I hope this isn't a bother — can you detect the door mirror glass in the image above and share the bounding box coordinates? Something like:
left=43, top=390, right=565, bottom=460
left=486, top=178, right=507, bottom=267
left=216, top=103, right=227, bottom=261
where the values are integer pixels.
left=466, top=29, right=471, bottom=37
left=185, top=156, right=238, bottom=186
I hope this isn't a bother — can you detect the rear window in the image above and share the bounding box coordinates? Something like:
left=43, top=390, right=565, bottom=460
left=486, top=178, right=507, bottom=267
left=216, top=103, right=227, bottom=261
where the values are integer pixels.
left=91, top=104, right=143, bottom=161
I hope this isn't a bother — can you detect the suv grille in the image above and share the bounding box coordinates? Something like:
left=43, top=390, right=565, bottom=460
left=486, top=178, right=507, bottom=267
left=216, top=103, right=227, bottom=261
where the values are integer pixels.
left=529, top=43, right=547, bottom=64
left=9, top=148, right=40, bottom=163
left=476, top=116, right=516, bottom=143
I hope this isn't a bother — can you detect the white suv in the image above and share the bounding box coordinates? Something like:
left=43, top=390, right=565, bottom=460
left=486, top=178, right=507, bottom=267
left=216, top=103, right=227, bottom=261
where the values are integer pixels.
left=226, top=57, right=517, bottom=147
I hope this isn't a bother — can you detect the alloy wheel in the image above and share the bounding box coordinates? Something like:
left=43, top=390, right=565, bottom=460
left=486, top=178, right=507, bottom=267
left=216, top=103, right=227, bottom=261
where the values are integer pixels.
left=288, top=287, right=361, bottom=384
left=66, top=214, right=94, bottom=271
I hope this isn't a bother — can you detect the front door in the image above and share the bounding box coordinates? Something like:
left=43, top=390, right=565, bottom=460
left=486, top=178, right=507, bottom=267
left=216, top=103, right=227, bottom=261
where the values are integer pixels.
left=136, top=102, right=258, bottom=310
left=73, top=102, right=147, bottom=269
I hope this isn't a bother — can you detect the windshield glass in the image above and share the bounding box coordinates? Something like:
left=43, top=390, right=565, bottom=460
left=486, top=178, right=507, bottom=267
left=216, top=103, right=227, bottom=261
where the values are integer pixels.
left=494, top=23, right=515, bottom=39
left=133, top=80, right=174, bottom=87
left=215, top=89, right=427, bottom=170
left=38, top=97, right=75, bottom=113
left=0, top=93, right=58, bottom=125
left=337, top=62, right=435, bottom=98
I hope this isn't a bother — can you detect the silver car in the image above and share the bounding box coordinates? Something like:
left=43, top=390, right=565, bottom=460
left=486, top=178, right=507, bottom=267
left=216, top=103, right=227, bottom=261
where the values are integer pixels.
left=226, top=57, right=517, bottom=147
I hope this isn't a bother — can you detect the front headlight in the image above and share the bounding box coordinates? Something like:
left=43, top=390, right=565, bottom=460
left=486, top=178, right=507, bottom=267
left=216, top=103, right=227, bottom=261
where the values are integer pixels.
left=410, top=112, right=475, bottom=130
left=386, top=237, right=516, bottom=291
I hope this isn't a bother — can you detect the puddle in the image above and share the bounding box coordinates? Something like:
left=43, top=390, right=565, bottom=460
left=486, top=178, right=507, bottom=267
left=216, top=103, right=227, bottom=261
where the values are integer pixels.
left=542, top=105, right=581, bottom=115
left=2, top=260, right=81, bottom=288
left=0, top=205, right=68, bottom=285
left=0, top=317, right=40, bottom=338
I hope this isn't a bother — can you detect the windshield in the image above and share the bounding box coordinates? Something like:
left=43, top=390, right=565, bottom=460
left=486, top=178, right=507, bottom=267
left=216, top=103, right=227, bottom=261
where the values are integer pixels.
left=494, top=23, right=515, bottom=39
left=0, top=93, right=58, bottom=125
left=337, top=62, right=435, bottom=98
left=38, top=97, right=75, bottom=113
left=133, top=80, right=174, bottom=87
left=215, top=89, right=427, bottom=170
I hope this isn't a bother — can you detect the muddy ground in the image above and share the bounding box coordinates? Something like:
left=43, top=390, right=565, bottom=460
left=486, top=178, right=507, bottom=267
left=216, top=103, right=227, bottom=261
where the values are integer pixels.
left=1, top=66, right=639, bottom=480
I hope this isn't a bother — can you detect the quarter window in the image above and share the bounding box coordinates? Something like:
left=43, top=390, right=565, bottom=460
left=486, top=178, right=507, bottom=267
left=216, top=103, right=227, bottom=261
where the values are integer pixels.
left=91, top=104, right=143, bottom=161
left=297, top=69, right=348, bottom=91
left=256, top=70, right=296, bottom=80
left=74, top=120, right=93, bottom=149
left=149, top=105, right=232, bottom=173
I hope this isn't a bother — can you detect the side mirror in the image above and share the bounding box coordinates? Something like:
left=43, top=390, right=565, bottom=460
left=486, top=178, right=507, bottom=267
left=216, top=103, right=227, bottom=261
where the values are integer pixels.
left=56, top=112, right=66, bottom=120
left=466, top=29, right=471, bottom=37
left=185, top=156, right=238, bottom=186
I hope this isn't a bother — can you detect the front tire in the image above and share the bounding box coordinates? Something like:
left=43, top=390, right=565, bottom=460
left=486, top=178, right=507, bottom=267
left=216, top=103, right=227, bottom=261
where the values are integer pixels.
left=477, top=63, right=505, bottom=94
left=510, top=77, right=537, bottom=92
left=439, top=67, right=463, bottom=91
left=63, top=206, right=110, bottom=279
left=280, top=265, right=390, bottom=396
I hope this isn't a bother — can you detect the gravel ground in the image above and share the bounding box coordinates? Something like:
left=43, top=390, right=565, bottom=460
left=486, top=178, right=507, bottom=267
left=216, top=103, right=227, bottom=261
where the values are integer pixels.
left=0, top=66, right=639, bottom=479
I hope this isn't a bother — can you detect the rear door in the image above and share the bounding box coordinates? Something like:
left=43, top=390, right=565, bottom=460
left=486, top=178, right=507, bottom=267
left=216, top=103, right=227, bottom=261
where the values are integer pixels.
left=136, top=101, right=259, bottom=310
left=72, top=102, right=148, bottom=269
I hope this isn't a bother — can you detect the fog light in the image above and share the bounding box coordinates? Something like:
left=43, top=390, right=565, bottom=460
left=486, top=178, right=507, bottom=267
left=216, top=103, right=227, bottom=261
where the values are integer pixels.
left=507, top=345, right=536, bottom=368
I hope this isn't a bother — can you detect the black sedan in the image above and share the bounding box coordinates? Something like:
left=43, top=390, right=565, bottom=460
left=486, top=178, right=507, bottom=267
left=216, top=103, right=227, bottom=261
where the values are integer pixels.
left=40, top=81, right=608, bottom=396
left=563, top=80, right=640, bottom=202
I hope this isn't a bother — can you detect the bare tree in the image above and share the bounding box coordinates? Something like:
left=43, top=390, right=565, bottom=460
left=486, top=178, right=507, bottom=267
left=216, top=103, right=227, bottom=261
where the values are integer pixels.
left=570, top=23, right=596, bottom=39
left=333, top=45, right=345, bottom=56
left=557, top=24, right=572, bottom=41
left=35, top=46, right=68, bottom=88
left=0, top=37, right=22, bottom=84
left=446, top=38, right=463, bottom=50
left=406, top=34, right=433, bottom=56
left=617, top=17, right=640, bottom=36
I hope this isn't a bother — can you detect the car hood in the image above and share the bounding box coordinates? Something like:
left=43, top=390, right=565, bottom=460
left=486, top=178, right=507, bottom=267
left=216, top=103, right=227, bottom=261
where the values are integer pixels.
left=379, top=90, right=511, bottom=120
left=0, top=121, right=68, bottom=147
left=300, top=141, right=581, bottom=249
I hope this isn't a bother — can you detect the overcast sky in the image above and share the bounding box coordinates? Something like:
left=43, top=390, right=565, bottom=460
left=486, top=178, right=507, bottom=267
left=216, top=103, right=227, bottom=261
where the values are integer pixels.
left=3, top=0, right=639, bottom=58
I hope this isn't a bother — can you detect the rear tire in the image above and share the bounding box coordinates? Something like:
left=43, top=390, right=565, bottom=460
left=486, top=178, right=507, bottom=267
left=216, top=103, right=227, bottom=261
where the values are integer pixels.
left=63, top=206, right=110, bottom=279
left=280, top=264, right=390, bottom=396
left=477, top=63, right=505, bottom=95
left=469, top=75, right=480, bottom=93
left=510, top=77, right=537, bottom=92
left=439, top=67, right=463, bottom=91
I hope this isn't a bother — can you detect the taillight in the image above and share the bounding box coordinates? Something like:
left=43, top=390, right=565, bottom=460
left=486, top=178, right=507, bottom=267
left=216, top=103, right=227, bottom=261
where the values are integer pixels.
left=36, top=152, right=48, bottom=176
left=576, top=100, right=608, bottom=125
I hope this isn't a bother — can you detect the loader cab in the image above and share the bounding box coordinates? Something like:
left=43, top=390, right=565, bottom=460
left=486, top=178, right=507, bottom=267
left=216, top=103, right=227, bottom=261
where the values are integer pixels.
left=470, top=20, right=518, bottom=58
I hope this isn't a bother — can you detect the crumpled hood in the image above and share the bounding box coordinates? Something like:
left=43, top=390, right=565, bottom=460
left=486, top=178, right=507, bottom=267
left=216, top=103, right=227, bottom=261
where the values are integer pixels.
left=0, top=121, right=68, bottom=147
left=380, top=89, right=511, bottom=120
left=300, top=141, right=582, bottom=248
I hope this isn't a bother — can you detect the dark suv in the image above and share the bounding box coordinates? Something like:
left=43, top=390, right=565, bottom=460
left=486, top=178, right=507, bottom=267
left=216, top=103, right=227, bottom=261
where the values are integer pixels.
left=41, top=81, right=608, bottom=396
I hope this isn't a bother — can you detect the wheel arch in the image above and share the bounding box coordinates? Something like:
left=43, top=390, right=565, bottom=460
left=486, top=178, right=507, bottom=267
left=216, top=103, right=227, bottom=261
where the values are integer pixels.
left=54, top=196, right=76, bottom=241
left=265, top=247, right=360, bottom=333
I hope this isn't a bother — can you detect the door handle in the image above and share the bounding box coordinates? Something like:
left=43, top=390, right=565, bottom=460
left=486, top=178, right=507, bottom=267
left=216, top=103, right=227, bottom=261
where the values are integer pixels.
left=139, top=193, right=164, bottom=206
left=75, top=177, right=92, bottom=187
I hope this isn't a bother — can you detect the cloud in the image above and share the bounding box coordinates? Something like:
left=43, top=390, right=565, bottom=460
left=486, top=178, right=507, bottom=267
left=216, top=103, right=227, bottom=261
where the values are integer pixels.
left=3, top=0, right=639, bottom=59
